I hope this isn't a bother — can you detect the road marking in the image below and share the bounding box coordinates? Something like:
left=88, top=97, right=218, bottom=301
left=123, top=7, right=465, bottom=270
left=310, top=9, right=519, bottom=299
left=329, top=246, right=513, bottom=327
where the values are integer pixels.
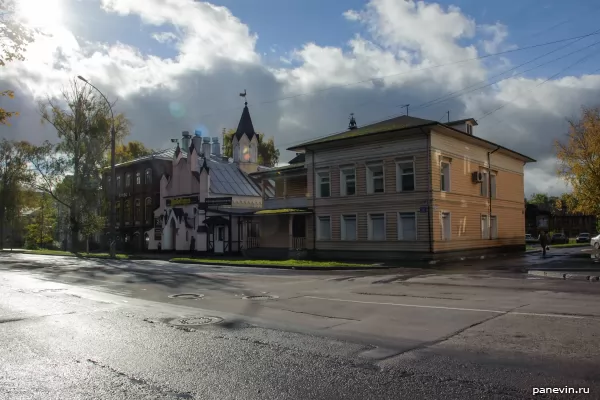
left=305, top=296, right=589, bottom=319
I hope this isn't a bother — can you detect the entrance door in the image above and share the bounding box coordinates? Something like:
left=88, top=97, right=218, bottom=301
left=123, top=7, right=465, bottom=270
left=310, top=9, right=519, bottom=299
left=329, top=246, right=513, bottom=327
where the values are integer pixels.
left=214, top=225, right=226, bottom=254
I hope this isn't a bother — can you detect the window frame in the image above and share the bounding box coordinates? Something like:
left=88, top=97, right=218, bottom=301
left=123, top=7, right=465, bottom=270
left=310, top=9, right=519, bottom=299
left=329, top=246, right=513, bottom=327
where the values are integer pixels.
left=397, top=212, right=417, bottom=241
left=116, top=175, right=122, bottom=192
left=115, top=200, right=121, bottom=225
left=125, top=173, right=132, bottom=188
left=340, top=165, right=356, bottom=196
left=341, top=214, right=358, bottom=241
left=366, top=162, right=385, bottom=194
left=490, top=215, right=498, bottom=239
left=144, top=197, right=153, bottom=224
left=124, top=200, right=131, bottom=225
left=134, top=198, right=141, bottom=223
left=135, top=172, right=141, bottom=185
left=317, top=215, right=332, bottom=240
left=481, top=214, right=489, bottom=239
left=481, top=170, right=496, bottom=198
left=396, top=158, right=415, bottom=192
left=440, top=162, right=450, bottom=192
left=466, top=124, right=473, bottom=135
left=441, top=212, right=451, bottom=241
left=367, top=212, right=386, bottom=241
left=316, top=169, right=331, bottom=198
left=145, top=168, right=152, bottom=185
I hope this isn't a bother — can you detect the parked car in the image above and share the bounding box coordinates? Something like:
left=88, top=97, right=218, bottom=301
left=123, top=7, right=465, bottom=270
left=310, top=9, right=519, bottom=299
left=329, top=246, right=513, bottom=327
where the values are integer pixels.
left=591, top=234, right=600, bottom=250
left=550, top=233, right=568, bottom=244
left=576, top=233, right=591, bottom=243
left=525, top=234, right=537, bottom=244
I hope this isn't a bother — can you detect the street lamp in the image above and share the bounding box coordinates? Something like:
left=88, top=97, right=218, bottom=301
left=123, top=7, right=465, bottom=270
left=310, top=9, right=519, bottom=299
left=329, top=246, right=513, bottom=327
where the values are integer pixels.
left=77, top=75, right=117, bottom=259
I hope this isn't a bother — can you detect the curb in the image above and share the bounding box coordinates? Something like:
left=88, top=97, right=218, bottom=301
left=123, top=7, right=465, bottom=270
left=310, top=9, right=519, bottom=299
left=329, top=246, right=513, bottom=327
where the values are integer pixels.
left=528, top=270, right=600, bottom=282
left=0, top=250, right=129, bottom=260
left=168, top=260, right=394, bottom=271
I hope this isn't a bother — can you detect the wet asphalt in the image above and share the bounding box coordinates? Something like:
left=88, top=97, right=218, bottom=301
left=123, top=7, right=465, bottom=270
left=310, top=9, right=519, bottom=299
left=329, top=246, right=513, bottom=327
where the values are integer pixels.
left=1, top=250, right=599, bottom=399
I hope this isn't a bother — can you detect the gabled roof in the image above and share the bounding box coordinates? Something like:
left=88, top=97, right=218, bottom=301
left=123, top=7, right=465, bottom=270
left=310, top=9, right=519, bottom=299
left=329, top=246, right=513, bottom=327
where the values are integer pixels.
left=234, top=103, right=257, bottom=141
left=287, top=115, right=436, bottom=150
left=288, top=153, right=305, bottom=164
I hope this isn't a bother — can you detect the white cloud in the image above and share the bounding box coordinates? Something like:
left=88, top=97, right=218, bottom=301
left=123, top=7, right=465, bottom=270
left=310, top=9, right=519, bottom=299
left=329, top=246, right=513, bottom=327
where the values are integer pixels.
left=2, top=0, right=600, bottom=198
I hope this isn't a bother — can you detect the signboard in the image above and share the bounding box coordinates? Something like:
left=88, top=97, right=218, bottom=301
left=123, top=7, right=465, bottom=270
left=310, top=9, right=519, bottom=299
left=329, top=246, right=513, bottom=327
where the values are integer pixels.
left=205, top=197, right=232, bottom=206
left=166, top=195, right=200, bottom=207
left=419, top=206, right=428, bottom=213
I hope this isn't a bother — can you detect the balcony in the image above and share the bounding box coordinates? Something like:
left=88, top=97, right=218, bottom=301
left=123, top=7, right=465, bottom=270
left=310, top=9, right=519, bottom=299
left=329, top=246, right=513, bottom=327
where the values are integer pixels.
left=263, top=196, right=308, bottom=210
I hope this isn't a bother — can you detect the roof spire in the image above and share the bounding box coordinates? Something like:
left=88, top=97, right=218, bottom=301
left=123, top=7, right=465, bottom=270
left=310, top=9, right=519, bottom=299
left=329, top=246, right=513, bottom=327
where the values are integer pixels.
left=348, top=113, right=357, bottom=130
left=234, top=90, right=256, bottom=141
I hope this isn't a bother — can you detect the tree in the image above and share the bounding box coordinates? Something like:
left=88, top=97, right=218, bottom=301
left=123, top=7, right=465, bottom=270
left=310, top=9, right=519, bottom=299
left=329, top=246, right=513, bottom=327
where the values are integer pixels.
left=115, top=141, right=154, bottom=164
left=0, top=139, right=33, bottom=248
left=555, top=106, right=600, bottom=216
left=0, top=0, right=35, bottom=125
left=24, top=193, right=56, bottom=249
left=528, top=193, right=550, bottom=206
left=25, top=79, right=130, bottom=252
left=222, top=130, right=280, bottom=167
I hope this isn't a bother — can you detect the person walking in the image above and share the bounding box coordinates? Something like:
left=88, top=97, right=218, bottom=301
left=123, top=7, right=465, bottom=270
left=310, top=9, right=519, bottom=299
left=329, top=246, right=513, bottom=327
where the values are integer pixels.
left=539, top=230, right=549, bottom=257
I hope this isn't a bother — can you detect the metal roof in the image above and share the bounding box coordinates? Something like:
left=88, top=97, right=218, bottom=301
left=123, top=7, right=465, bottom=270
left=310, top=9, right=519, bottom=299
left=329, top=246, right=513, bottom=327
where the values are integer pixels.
left=158, top=147, right=262, bottom=197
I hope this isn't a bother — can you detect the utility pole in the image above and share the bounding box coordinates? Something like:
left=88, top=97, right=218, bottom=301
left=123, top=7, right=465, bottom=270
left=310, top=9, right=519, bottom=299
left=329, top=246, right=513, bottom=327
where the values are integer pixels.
left=400, top=104, right=410, bottom=116
left=39, top=192, right=45, bottom=248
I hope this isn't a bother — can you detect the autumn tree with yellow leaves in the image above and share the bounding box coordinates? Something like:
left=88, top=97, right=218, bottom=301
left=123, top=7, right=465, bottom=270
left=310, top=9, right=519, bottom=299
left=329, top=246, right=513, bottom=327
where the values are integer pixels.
left=555, top=106, right=600, bottom=216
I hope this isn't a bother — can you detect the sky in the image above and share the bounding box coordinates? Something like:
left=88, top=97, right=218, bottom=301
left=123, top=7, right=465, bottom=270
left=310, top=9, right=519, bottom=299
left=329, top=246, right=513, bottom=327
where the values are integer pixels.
left=2, top=0, right=600, bottom=197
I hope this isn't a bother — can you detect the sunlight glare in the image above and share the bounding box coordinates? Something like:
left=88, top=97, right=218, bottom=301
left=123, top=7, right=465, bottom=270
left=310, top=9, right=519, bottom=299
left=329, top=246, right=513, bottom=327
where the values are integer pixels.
left=16, top=0, right=64, bottom=30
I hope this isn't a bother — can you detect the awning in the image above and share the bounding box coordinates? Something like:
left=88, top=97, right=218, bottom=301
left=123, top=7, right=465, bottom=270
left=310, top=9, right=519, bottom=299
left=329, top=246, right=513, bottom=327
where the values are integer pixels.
left=253, top=208, right=313, bottom=216
left=202, top=215, right=229, bottom=226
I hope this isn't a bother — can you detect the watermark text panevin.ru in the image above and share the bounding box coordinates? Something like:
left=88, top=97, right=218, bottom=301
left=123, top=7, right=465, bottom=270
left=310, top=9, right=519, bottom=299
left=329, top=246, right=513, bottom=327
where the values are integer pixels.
left=533, top=387, right=590, bottom=395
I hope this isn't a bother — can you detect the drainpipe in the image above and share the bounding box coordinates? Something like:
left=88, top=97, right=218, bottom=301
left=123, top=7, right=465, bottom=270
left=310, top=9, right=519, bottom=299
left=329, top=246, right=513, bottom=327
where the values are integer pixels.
left=488, top=147, right=500, bottom=240
left=420, top=128, right=434, bottom=254
left=310, top=149, right=317, bottom=256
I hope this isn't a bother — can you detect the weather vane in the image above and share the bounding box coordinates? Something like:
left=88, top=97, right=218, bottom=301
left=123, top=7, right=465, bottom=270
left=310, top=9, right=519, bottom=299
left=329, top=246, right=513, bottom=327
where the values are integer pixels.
left=239, top=89, right=247, bottom=105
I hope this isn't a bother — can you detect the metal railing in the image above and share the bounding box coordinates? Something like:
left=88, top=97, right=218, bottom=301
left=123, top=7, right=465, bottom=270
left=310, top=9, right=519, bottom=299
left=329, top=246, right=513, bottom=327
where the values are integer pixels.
left=246, top=237, right=260, bottom=249
left=292, top=236, right=306, bottom=250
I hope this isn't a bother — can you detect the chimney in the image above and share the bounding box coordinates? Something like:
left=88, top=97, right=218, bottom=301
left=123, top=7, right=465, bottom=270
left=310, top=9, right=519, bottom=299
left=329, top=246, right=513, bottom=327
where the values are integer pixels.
left=192, top=131, right=202, bottom=152
left=212, top=137, right=220, bottom=157
left=181, top=131, right=192, bottom=153
left=202, top=137, right=211, bottom=158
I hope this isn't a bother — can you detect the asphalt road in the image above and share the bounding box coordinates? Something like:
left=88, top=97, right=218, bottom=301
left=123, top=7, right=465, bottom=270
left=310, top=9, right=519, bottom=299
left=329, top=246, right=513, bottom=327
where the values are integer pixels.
left=1, top=251, right=599, bottom=399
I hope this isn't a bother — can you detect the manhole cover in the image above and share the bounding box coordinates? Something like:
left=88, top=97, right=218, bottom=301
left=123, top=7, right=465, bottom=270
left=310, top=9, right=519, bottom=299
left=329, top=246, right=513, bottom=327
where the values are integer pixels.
left=169, top=316, right=223, bottom=326
left=242, top=295, right=279, bottom=300
left=168, top=293, right=205, bottom=300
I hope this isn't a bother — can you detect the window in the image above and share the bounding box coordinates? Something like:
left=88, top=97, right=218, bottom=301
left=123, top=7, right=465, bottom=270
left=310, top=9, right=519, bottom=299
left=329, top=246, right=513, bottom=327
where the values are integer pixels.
left=367, top=163, right=384, bottom=194
left=481, top=215, right=489, bottom=239
left=340, top=167, right=356, bottom=196
left=466, top=124, right=473, bottom=135
left=441, top=212, right=451, bottom=240
left=368, top=213, right=386, bottom=240
left=136, top=172, right=141, bottom=185
left=341, top=215, right=357, bottom=241
left=116, top=176, right=122, bottom=191
left=491, top=174, right=496, bottom=199
left=145, top=169, right=152, bottom=184
left=125, top=173, right=131, bottom=188
left=440, top=162, right=450, bottom=192
left=124, top=200, right=131, bottom=224
left=398, top=212, right=417, bottom=240
left=490, top=216, right=498, bottom=239
left=481, top=171, right=496, bottom=198
left=396, top=160, right=415, bottom=192
left=135, top=199, right=141, bottom=223
left=115, top=201, right=121, bottom=225
left=317, top=170, right=330, bottom=198
left=145, top=198, right=152, bottom=224
left=217, top=226, right=225, bottom=241
left=317, top=216, right=331, bottom=240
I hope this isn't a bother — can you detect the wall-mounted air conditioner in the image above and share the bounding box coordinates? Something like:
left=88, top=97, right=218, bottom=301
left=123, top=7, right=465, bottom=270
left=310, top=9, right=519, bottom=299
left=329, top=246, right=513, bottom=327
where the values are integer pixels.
left=471, top=171, right=484, bottom=183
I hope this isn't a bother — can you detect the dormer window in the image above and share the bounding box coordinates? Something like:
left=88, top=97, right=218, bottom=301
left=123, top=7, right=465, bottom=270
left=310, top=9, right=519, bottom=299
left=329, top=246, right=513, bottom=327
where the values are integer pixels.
left=466, top=124, right=473, bottom=135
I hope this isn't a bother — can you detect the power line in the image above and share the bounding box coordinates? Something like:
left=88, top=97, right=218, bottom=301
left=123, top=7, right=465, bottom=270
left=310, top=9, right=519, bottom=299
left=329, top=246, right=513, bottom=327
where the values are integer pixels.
left=195, top=31, right=600, bottom=121
left=477, top=46, right=600, bottom=122
left=413, top=28, right=600, bottom=111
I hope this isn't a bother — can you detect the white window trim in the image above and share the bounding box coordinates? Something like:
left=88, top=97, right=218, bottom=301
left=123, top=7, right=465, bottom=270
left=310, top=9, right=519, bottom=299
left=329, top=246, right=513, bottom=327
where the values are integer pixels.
left=396, top=159, right=416, bottom=192
left=481, top=170, right=496, bottom=198
left=466, top=124, right=473, bottom=135
left=397, top=212, right=417, bottom=241
left=341, top=214, right=358, bottom=241
left=441, top=212, right=451, bottom=241
left=316, top=169, right=331, bottom=198
left=340, top=166, right=356, bottom=197
left=367, top=212, right=386, bottom=241
left=490, top=173, right=497, bottom=199
left=440, top=162, right=450, bottom=192
left=317, top=215, right=332, bottom=241
left=490, top=215, right=498, bottom=239
left=366, top=162, right=385, bottom=194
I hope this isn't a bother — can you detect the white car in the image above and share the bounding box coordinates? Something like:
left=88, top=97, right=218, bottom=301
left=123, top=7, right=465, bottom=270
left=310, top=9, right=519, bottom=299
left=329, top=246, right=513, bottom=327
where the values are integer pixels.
left=591, top=234, right=600, bottom=250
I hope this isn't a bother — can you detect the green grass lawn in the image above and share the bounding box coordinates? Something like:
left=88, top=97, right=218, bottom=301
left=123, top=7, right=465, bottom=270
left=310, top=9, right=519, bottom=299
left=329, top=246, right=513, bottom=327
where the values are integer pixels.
left=2, top=249, right=129, bottom=259
left=170, top=258, right=375, bottom=268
